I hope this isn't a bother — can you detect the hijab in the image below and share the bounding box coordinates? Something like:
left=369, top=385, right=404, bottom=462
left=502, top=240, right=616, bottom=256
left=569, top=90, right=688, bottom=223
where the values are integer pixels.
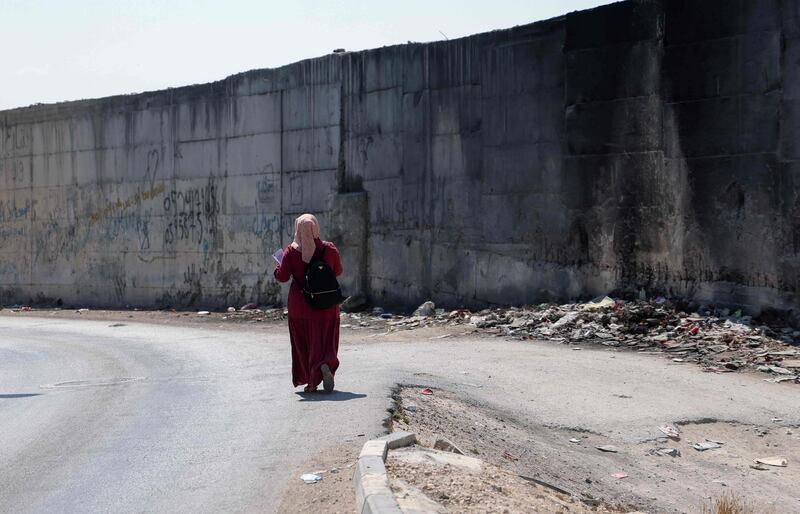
left=291, top=213, right=321, bottom=263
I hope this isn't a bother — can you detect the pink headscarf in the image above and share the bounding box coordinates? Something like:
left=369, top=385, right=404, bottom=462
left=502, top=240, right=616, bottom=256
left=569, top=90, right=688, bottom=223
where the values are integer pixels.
left=291, top=213, right=321, bottom=263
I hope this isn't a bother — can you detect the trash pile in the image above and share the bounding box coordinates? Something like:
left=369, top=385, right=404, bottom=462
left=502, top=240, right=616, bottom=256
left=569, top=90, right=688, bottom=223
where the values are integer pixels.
left=354, top=297, right=800, bottom=383
left=17, top=293, right=791, bottom=383
left=220, top=305, right=287, bottom=323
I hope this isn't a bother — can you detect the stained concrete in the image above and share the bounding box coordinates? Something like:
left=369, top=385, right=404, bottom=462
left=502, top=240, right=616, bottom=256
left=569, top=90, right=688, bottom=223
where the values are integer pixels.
left=1, top=0, right=798, bottom=315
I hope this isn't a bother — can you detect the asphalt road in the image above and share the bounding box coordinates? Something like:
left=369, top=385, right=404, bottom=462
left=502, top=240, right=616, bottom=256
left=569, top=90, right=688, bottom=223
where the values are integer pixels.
left=2, top=316, right=799, bottom=513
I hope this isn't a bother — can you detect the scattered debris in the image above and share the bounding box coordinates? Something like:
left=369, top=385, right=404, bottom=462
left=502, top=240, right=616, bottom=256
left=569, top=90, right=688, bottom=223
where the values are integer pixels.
left=300, top=473, right=322, bottom=484
left=215, top=306, right=287, bottom=324
left=337, top=297, right=799, bottom=383
left=171, top=295, right=798, bottom=384
left=77, top=308, right=89, bottom=313
left=656, top=448, right=681, bottom=457
left=552, top=312, right=580, bottom=329
left=760, top=365, right=795, bottom=375
left=414, top=301, right=436, bottom=317
left=502, top=450, right=519, bottom=461
left=690, top=441, right=722, bottom=451
left=420, top=388, right=433, bottom=395
left=197, top=311, right=210, bottom=316
left=569, top=438, right=581, bottom=443
left=659, top=425, right=681, bottom=439
left=764, top=376, right=799, bottom=384
left=431, top=334, right=452, bottom=340
left=610, top=472, right=628, bottom=479
left=227, top=307, right=236, bottom=312
left=517, top=475, right=574, bottom=497
left=754, top=457, right=787, bottom=467
left=596, top=445, right=619, bottom=453
left=404, top=404, right=417, bottom=413
left=582, top=297, right=615, bottom=311
left=433, top=436, right=464, bottom=455
left=340, top=295, right=367, bottom=313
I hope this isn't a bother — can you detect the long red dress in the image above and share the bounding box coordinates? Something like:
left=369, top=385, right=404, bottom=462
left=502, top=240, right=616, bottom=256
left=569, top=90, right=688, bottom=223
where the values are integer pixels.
left=273, top=238, right=343, bottom=388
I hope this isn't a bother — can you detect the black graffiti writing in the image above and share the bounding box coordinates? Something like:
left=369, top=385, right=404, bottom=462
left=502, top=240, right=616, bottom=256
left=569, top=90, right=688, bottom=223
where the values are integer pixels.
left=163, top=183, right=219, bottom=246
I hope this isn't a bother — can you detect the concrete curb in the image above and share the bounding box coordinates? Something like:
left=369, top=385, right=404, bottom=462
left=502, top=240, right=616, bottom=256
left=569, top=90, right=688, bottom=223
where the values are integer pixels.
left=353, top=431, right=416, bottom=514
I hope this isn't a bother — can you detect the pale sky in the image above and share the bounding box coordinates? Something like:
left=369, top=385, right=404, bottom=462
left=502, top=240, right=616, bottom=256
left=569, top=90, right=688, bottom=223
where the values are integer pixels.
left=0, top=0, right=609, bottom=111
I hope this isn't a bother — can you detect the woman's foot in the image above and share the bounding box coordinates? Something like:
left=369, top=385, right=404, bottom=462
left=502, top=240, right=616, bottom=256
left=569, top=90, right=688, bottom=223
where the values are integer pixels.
left=303, top=384, right=318, bottom=393
left=320, top=364, right=334, bottom=393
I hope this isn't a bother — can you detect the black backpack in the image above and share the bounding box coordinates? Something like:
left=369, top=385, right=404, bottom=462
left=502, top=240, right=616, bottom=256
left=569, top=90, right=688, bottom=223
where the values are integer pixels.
left=303, top=247, right=345, bottom=310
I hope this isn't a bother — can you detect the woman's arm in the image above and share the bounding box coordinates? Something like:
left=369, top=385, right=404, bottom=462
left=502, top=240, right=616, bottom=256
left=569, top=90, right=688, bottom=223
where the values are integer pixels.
left=273, top=247, right=293, bottom=283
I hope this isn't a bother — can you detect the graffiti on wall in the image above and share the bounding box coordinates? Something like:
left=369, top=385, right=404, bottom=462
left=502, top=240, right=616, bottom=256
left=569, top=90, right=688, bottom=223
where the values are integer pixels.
left=34, top=217, right=84, bottom=265
left=163, top=180, right=220, bottom=246
left=374, top=186, right=421, bottom=229
left=2, top=125, right=30, bottom=153
left=3, top=159, right=27, bottom=184
left=89, top=184, right=166, bottom=225
left=251, top=176, right=281, bottom=247
left=0, top=199, right=33, bottom=223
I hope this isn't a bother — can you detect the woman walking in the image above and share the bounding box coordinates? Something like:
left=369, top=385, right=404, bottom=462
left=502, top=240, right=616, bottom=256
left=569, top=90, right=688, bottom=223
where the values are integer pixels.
left=274, top=213, right=343, bottom=393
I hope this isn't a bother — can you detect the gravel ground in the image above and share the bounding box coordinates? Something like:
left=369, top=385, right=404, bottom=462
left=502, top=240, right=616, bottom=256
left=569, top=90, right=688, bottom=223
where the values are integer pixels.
left=276, top=443, right=361, bottom=514
left=387, top=447, right=622, bottom=513
left=389, top=387, right=799, bottom=513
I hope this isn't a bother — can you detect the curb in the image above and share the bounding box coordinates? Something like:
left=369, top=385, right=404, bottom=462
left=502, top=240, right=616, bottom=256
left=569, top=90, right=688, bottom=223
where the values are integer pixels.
left=353, top=431, right=416, bottom=514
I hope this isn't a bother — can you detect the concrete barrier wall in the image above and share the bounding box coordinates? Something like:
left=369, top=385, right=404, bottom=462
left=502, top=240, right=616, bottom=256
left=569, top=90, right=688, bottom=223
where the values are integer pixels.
left=341, top=20, right=569, bottom=308
left=0, top=59, right=345, bottom=307
left=1, top=0, right=798, bottom=314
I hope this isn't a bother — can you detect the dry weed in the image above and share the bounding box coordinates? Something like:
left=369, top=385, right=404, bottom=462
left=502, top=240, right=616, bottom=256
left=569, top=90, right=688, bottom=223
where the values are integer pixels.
left=700, top=492, right=756, bottom=514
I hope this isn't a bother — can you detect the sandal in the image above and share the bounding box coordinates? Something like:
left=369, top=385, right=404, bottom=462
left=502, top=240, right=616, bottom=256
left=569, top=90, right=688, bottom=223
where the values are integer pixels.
left=320, top=364, right=334, bottom=393
left=303, top=385, right=318, bottom=393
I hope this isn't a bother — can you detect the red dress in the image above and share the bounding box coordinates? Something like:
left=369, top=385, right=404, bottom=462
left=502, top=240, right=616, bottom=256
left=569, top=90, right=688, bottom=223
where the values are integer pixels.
left=274, top=238, right=343, bottom=388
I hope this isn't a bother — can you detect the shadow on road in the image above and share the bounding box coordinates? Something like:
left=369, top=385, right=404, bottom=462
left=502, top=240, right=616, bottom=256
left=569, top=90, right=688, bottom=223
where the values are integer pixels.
left=295, top=391, right=367, bottom=402
left=0, top=393, right=42, bottom=399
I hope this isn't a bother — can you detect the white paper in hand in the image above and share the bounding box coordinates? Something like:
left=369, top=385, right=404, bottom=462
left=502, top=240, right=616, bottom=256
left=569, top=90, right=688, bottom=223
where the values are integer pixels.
left=272, top=248, right=284, bottom=263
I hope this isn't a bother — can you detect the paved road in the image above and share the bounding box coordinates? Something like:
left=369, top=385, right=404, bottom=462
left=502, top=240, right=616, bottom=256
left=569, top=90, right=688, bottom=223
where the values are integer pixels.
left=2, top=316, right=799, bottom=513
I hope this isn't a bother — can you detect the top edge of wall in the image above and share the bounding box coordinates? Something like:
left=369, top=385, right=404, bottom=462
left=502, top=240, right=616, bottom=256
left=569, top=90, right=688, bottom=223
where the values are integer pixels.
left=0, top=2, right=592, bottom=124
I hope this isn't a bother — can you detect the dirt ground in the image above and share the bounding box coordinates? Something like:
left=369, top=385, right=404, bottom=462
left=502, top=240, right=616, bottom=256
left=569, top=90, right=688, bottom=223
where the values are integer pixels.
left=276, top=442, right=361, bottom=514
left=387, top=446, right=624, bottom=514
left=0, top=306, right=462, bottom=344
left=388, top=387, right=799, bottom=514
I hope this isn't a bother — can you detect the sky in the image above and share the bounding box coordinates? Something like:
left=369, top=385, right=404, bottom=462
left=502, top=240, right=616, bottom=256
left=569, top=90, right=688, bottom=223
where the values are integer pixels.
left=0, top=0, right=609, bottom=110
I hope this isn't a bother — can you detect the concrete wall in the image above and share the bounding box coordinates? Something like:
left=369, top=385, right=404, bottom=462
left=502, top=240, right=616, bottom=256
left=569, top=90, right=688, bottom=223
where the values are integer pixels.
left=1, top=0, right=799, bottom=314
left=0, top=59, right=345, bottom=307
